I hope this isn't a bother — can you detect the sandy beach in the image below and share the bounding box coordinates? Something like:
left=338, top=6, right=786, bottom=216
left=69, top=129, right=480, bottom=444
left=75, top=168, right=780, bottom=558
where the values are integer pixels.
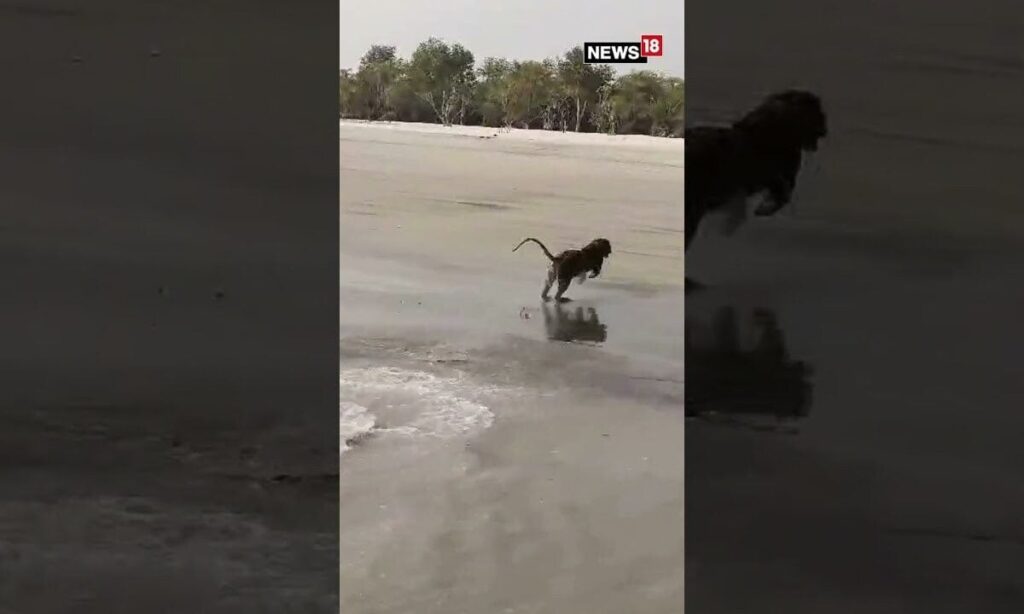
left=339, top=121, right=685, bottom=613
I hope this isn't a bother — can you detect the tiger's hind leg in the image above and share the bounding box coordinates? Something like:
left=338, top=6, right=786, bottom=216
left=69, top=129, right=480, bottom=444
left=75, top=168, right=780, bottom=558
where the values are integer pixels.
left=554, top=276, right=573, bottom=303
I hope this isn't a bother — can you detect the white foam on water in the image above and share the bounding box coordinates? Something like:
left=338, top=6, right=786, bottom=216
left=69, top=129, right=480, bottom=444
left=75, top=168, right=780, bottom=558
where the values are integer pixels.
left=339, top=367, right=497, bottom=451
left=340, top=401, right=377, bottom=454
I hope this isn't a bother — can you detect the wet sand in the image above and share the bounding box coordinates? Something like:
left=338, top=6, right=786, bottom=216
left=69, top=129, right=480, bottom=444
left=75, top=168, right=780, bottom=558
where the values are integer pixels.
left=340, top=122, right=685, bottom=613
left=686, top=0, right=1024, bottom=610
left=687, top=234, right=1024, bottom=613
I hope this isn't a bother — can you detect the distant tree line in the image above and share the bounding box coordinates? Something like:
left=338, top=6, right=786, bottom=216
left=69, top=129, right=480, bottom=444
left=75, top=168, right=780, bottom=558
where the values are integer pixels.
left=340, top=38, right=684, bottom=137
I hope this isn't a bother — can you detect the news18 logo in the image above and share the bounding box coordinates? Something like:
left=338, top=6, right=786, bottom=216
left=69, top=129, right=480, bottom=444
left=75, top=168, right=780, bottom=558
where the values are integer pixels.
left=583, top=35, right=663, bottom=64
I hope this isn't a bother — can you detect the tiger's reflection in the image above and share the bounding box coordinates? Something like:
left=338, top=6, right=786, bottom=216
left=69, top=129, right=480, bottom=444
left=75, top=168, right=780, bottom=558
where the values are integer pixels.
left=686, top=306, right=813, bottom=425
left=542, top=302, right=608, bottom=344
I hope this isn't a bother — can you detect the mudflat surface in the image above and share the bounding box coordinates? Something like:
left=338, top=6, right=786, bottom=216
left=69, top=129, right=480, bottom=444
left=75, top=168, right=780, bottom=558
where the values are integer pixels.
left=339, top=121, right=686, bottom=614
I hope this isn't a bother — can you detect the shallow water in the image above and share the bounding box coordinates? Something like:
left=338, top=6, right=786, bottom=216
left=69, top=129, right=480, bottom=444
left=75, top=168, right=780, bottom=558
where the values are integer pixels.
left=339, top=332, right=684, bottom=614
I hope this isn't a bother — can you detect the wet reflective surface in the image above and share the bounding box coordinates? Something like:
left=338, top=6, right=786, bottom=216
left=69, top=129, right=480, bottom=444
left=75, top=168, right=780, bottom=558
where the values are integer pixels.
left=686, top=307, right=812, bottom=429
left=685, top=233, right=1024, bottom=612
left=339, top=122, right=684, bottom=614
left=542, top=302, right=609, bottom=344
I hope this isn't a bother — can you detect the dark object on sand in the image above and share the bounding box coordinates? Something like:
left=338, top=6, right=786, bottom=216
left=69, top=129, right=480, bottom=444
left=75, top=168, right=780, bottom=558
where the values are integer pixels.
left=685, top=90, right=827, bottom=251
left=543, top=302, right=607, bottom=344
left=513, top=237, right=612, bottom=302
left=686, top=306, right=813, bottom=426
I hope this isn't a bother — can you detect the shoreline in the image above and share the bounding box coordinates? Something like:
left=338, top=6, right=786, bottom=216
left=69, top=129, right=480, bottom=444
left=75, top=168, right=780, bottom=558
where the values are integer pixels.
left=339, top=118, right=685, bottom=149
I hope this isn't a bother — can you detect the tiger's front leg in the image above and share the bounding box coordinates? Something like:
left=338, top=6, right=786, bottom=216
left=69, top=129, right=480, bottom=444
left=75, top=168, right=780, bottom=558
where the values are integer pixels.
left=541, top=266, right=556, bottom=300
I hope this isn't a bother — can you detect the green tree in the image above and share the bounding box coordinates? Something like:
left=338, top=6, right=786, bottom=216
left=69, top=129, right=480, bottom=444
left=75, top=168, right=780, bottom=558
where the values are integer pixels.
left=387, top=75, right=432, bottom=123
left=593, top=81, right=617, bottom=134
left=557, top=47, right=614, bottom=132
left=505, top=60, right=556, bottom=129
left=651, top=77, right=685, bottom=137
left=608, top=71, right=667, bottom=135
left=341, top=40, right=683, bottom=136
left=355, top=45, right=405, bottom=121
left=407, top=38, right=476, bottom=126
left=475, top=57, right=514, bottom=127
left=339, top=69, right=366, bottom=118
left=360, top=44, right=398, bottom=66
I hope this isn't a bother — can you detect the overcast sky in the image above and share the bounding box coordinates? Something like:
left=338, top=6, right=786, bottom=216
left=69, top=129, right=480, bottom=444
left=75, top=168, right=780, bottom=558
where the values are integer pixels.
left=340, top=0, right=683, bottom=77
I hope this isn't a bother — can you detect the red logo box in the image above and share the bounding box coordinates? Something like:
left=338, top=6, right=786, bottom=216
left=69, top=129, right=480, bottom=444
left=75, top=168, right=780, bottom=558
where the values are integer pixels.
left=640, top=34, right=663, bottom=57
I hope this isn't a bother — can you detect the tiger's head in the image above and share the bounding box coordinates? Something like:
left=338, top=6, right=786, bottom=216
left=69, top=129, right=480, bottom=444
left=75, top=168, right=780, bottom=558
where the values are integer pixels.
left=735, top=89, right=828, bottom=152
